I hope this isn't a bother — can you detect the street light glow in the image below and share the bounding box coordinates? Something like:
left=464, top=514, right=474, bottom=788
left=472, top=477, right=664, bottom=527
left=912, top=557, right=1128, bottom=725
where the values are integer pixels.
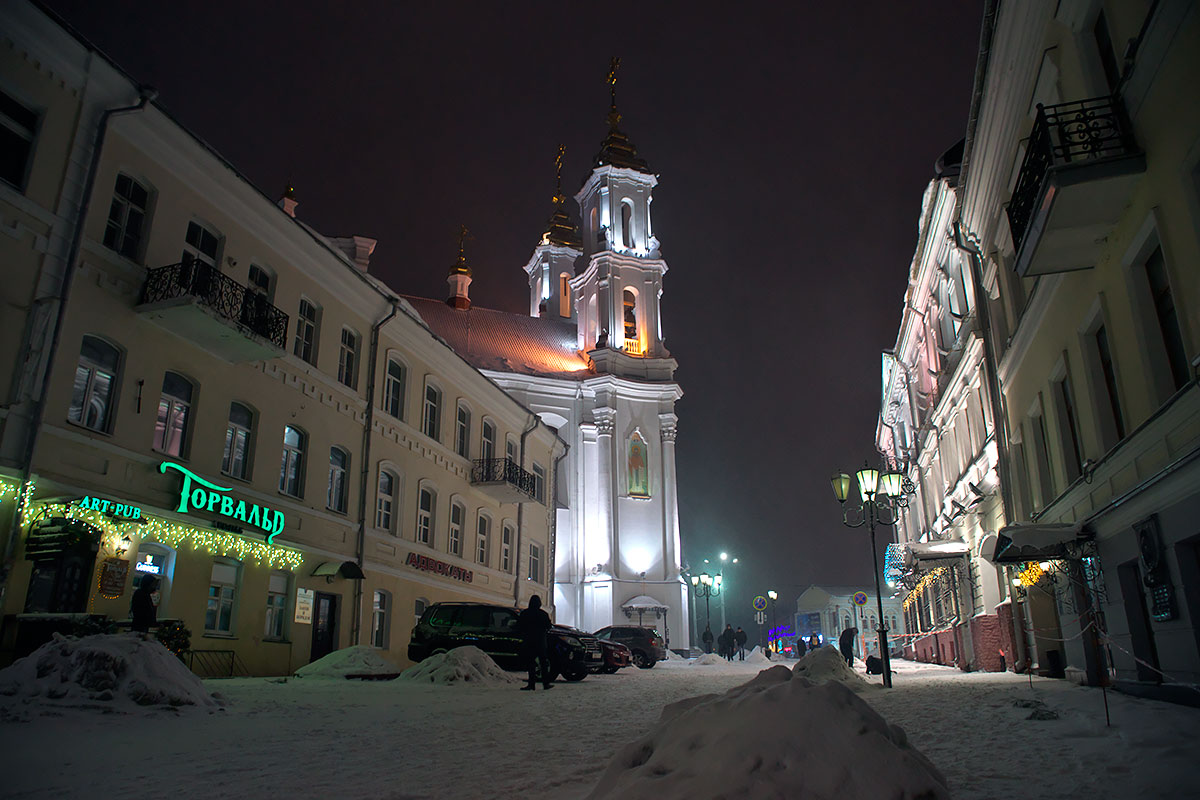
left=767, top=589, right=777, bottom=601
left=720, top=552, right=728, bottom=561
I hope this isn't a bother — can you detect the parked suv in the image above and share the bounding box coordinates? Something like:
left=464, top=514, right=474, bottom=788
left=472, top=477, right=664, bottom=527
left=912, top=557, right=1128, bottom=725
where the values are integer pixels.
left=593, top=625, right=667, bottom=668
left=408, top=602, right=601, bottom=681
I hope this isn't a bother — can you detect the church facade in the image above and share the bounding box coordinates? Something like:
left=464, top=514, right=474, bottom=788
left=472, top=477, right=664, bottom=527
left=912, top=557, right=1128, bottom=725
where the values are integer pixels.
left=405, top=96, right=689, bottom=649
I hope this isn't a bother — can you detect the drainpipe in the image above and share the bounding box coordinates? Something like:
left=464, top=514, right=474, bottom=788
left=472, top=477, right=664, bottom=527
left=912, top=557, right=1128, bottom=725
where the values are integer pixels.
left=0, top=84, right=157, bottom=608
left=351, top=302, right=399, bottom=645
left=546, top=438, right=570, bottom=618
left=512, top=414, right=539, bottom=607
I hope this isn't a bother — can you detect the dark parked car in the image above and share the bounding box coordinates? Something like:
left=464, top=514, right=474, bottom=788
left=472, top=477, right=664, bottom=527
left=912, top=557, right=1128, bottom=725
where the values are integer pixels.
left=408, top=602, right=602, bottom=681
left=595, top=638, right=632, bottom=673
left=593, top=625, right=667, bottom=668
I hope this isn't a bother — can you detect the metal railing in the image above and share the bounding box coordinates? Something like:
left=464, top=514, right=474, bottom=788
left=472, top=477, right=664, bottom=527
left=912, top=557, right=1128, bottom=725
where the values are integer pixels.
left=470, top=457, right=537, bottom=499
left=186, top=648, right=252, bottom=678
left=1006, top=95, right=1138, bottom=252
left=140, top=261, right=289, bottom=349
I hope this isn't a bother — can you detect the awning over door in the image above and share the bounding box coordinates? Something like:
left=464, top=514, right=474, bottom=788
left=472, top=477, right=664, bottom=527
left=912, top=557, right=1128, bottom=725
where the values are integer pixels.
left=906, top=539, right=970, bottom=563
left=984, top=523, right=1087, bottom=564
left=311, top=561, right=365, bottom=579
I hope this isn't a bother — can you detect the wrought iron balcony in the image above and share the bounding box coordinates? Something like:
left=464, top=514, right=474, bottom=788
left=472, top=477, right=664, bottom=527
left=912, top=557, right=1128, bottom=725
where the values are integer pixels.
left=136, top=261, right=289, bottom=362
left=1006, top=96, right=1144, bottom=278
left=470, top=457, right=538, bottom=503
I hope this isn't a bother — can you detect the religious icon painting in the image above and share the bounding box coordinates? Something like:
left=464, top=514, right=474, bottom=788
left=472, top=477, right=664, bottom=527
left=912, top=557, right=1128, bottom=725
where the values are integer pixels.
left=628, top=431, right=650, bottom=497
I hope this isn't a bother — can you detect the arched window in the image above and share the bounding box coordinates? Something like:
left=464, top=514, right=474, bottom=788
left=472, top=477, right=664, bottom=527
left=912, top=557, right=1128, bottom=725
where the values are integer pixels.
left=103, top=173, right=150, bottom=260
left=222, top=402, right=254, bottom=480
left=376, top=469, right=398, bottom=533
left=327, top=447, right=349, bottom=513
left=182, top=220, right=221, bottom=268
left=294, top=298, right=320, bottom=364
left=621, top=199, right=634, bottom=248
left=383, top=357, right=406, bottom=419
left=68, top=335, right=121, bottom=432
left=205, top=558, right=240, bottom=633
left=247, top=264, right=273, bottom=300
left=481, top=419, right=497, bottom=462
left=265, top=571, right=289, bottom=641
left=476, top=513, right=491, bottom=566
left=448, top=500, right=465, bottom=556
left=153, top=371, right=193, bottom=457
left=455, top=402, right=471, bottom=458
left=338, top=327, right=360, bottom=389
left=623, top=289, right=638, bottom=346
left=501, top=522, right=515, bottom=573
left=559, top=273, right=571, bottom=317
left=589, top=207, right=598, bottom=236
left=422, top=380, right=442, bottom=441
left=279, top=425, right=306, bottom=497
left=417, top=485, right=436, bottom=545
left=371, top=590, right=391, bottom=648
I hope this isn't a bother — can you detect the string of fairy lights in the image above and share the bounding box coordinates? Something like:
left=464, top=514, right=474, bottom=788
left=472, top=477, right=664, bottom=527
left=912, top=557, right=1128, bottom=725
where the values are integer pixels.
left=903, top=558, right=1056, bottom=612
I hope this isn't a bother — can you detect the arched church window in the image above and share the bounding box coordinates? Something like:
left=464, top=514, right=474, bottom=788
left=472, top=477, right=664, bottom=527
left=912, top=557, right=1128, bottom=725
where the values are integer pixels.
left=559, top=273, right=571, bottom=317
left=621, top=199, right=634, bottom=248
left=628, top=431, right=650, bottom=497
left=623, top=290, right=638, bottom=345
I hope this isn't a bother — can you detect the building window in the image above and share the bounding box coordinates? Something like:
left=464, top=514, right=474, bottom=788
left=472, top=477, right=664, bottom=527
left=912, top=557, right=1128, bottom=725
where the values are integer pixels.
left=623, top=290, right=637, bottom=343
left=532, top=463, right=546, bottom=504
left=621, top=199, right=634, bottom=248
left=1093, top=10, right=1121, bottom=93
left=1053, top=370, right=1084, bottom=483
left=501, top=524, right=514, bottom=573
left=559, top=273, right=571, bottom=317
left=279, top=425, right=306, bottom=497
left=103, top=173, right=149, bottom=260
left=153, top=371, right=193, bottom=457
left=448, top=501, right=465, bottom=557
left=481, top=420, right=497, bottom=462
left=338, top=328, right=359, bottom=389
left=264, top=571, right=288, bottom=641
left=455, top=403, right=471, bottom=458
left=222, top=402, right=254, bottom=480
left=68, top=335, right=120, bottom=433
left=0, top=88, right=38, bottom=190
left=247, top=264, right=272, bottom=300
left=383, top=358, right=406, bottom=419
left=506, top=437, right=517, bottom=463
left=1030, top=404, right=1055, bottom=508
left=1094, top=325, right=1126, bottom=441
left=294, top=299, right=320, bottom=364
left=182, top=220, right=220, bottom=268
left=417, top=486, right=436, bottom=545
left=1143, top=247, right=1190, bottom=392
left=422, top=382, right=441, bottom=441
left=327, top=447, right=349, bottom=513
left=371, top=590, right=390, bottom=648
left=476, top=514, right=490, bottom=566
left=205, top=559, right=239, bottom=633
left=529, top=542, right=542, bottom=584
left=376, top=469, right=397, bottom=532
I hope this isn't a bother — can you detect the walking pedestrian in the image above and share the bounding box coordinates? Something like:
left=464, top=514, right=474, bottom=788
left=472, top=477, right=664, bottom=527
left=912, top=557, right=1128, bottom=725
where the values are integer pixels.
left=516, top=594, right=554, bottom=691
left=130, top=575, right=158, bottom=633
left=808, top=632, right=821, bottom=652
left=734, top=626, right=748, bottom=661
left=701, top=625, right=714, bottom=654
left=721, top=624, right=735, bottom=661
left=838, top=626, right=858, bottom=668
left=795, top=637, right=807, bottom=658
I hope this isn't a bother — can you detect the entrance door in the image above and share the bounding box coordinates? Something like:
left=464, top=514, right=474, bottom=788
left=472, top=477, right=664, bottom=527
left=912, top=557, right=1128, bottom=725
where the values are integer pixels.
left=1117, top=560, right=1160, bottom=682
left=310, top=592, right=339, bottom=662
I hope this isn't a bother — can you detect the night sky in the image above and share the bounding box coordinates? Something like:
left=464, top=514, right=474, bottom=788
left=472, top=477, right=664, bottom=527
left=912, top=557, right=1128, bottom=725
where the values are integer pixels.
left=45, top=1, right=983, bottom=627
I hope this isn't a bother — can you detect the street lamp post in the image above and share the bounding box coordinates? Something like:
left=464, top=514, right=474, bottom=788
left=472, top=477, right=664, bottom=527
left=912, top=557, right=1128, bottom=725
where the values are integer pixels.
left=767, top=589, right=778, bottom=652
left=689, top=572, right=722, bottom=652
left=829, top=464, right=914, bottom=689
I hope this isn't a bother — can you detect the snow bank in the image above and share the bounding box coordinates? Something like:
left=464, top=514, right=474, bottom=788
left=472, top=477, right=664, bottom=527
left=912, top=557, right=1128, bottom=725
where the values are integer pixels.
left=399, top=646, right=518, bottom=686
left=745, top=646, right=773, bottom=665
left=0, top=633, right=221, bottom=719
left=586, top=666, right=947, bottom=800
left=792, top=644, right=877, bottom=691
left=665, top=649, right=685, bottom=661
left=295, top=645, right=401, bottom=679
left=691, top=653, right=725, bottom=666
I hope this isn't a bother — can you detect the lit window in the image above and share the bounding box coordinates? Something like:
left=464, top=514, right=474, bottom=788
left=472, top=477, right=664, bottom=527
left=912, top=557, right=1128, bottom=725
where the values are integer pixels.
left=222, top=402, right=253, bottom=480
left=623, top=290, right=637, bottom=343
left=383, top=358, right=405, bottom=418
left=327, top=447, right=349, bottom=513
left=68, top=336, right=120, bottom=433
left=449, top=501, right=464, bottom=557
left=417, top=486, right=436, bottom=545
left=103, top=173, right=149, bottom=260
left=376, top=470, right=397, bottom=532
left=371, top=590, right=390, bottom=648
left=422, top=382, right=441, bottom=441
left=476, top=515, right=490, bottom=566
left=279, top=425, right=306, bottom=497
left=294, top=299, right=319, bottom=364
left=205, top=560, right=239, bottom=633
left=338, top=328, right=359, bottom=389
left=559, top=273, right=571, bottom=317
left=264, top=571, right=288, bottom=640
left=455, top=403, right=471, bottom=458
left=153, top=372, right=193, bottom=457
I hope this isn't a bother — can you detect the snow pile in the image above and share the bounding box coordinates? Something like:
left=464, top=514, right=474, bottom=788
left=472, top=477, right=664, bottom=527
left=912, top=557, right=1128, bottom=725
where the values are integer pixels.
left=745, top=646, right=773, bottom=665
left=792, top=644, right=877, bottom=691
left=691, top=653, right=725, bottom=666
left=0, top=633, right=221, bottom=718
left=586, top=666, right=947, bottom=800
left=399, top=646, right=519, bottom=686
left=665, top=649, right=685, bottom=661
left=295, top=645, right=401, bottom=679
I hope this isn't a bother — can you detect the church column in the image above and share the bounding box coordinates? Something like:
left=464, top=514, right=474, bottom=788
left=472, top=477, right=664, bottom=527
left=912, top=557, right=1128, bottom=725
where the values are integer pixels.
left=593, top=407, right=617, bottom=576
left=658, top=412, right=680, bottom=582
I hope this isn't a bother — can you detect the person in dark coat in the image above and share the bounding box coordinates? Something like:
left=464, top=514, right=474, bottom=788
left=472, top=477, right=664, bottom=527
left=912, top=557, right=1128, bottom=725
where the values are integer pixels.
left=701, top=626, right=714, bottom=654
left=839, top=626, right=858, bottom=667
left=130, top=576, right=158, bottom=633
left=516, top=594, right=553, bottom=690
left=795, top=637, right=807, bottom=658
left=721, top=624, right=735, bottom=661
left=734, top=626, right=748, bottom=660
left=809, top=633, right=821, bottom=652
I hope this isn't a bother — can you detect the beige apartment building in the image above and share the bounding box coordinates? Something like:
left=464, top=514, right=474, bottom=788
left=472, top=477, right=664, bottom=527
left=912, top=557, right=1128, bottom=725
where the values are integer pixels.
left=955, top=0, right=1200, bottom=689
left=0, top=2, right=563, bottom=676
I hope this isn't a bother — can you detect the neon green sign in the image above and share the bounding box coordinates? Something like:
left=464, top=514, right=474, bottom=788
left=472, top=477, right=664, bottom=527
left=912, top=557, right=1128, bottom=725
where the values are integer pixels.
left=76, top=496, right=143, bottom=519
left=159, top=462, right=285, bottom=542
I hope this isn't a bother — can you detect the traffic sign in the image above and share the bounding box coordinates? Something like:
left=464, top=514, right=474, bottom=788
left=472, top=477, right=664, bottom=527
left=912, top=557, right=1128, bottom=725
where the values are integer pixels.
left=753, top=595, right=768, bottom=611
left=853, top=591, right=869, bottom=606
left=755, top=611, right=766, bottom=626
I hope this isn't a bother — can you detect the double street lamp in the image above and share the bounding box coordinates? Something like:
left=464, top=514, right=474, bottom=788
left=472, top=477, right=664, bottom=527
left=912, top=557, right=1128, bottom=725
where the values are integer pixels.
left=689, top=572, right=722, bottom=650
left=829, top=464, right=914, bottom=688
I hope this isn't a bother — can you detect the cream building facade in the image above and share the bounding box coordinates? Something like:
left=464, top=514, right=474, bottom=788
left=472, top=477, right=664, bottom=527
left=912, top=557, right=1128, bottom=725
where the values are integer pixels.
left=0, top=2, right=563, bottom=675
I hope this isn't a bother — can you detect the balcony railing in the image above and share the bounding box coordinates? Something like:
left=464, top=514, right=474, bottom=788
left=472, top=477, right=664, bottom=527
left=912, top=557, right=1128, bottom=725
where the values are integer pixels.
left=140, top=261, right=289, bottom=349
left=471, top=457, right=537, bottom=502
left=1006, top=96, right=1141, bottom=270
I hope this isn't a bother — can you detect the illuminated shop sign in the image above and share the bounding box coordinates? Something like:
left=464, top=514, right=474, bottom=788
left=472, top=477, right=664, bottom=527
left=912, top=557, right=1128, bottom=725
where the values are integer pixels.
left=159, top=462, right=285, bottom=542
left=405, top=552, right=473, bottom=583
left=134, top=555, right=161, bottom=574
left=76, top=496, right=143, bottom=519
left=769, top=624, right=795, bottom=639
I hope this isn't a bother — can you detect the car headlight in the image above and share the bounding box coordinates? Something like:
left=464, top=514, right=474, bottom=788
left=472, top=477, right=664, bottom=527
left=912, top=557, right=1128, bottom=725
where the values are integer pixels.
left=563, top=636, right=582, bottom=648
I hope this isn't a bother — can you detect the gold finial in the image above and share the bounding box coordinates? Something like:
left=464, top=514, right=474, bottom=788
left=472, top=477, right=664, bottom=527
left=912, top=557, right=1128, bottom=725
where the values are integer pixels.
left=457, top=224, right=471, bottom=263
left=553, top=144, right=565, bottom=205
left=607, top=57, right=622, bottom=129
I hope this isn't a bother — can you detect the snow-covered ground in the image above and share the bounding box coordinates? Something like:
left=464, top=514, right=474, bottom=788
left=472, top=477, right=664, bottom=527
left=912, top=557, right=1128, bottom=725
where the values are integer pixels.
left=2, top=640, right=1200, bottom=799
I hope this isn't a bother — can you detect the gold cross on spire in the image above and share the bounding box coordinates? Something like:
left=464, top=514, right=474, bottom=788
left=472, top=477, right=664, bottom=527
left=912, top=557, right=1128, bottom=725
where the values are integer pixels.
left=457, top=224, right=471, bottom=263
left=553, top=144, right=565, bottom=205
left=607, top=57, right=622, bottom=129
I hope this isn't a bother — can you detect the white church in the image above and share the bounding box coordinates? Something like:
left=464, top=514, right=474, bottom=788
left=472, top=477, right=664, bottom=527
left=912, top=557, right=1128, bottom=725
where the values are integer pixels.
left=403, top=88, right=689, bottom=648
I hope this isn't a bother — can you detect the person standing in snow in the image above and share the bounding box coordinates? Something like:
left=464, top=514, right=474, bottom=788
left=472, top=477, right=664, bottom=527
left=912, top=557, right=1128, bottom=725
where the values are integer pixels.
left=130, top=575, right=158, bottom=633
left=734, top=626, right=748, bottom=660
left=795, top=637, right=807, bottom=658
left=516, top=594, right=553, bottom=691
left=839, top=626, right=858, bottom=667
left=721, top=624, right=735, bottom=661
left=701, top=625, right=714, bottom=654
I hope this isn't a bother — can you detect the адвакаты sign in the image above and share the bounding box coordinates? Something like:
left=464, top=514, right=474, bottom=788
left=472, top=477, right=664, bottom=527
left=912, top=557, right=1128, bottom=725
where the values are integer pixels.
left=406, top=552, right=473, bottom=583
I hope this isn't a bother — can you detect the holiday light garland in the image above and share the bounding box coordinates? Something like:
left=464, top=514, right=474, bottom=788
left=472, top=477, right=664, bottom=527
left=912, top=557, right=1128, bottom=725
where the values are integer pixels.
left=1017, top=561, right=1045, bottom=588
left=902, top=565, right=949, bottom=611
